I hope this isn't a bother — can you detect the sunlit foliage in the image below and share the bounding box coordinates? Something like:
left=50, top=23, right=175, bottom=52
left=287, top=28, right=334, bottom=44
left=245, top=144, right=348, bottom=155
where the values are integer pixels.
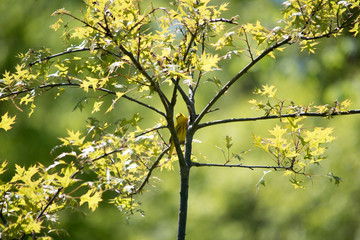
left=1, top=0, right=360, bottom=239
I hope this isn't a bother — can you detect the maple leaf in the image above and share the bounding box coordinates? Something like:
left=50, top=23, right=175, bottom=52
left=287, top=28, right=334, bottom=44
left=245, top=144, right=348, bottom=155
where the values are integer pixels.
left=80, top=189, right=103, bottom=212
left=0, top=161, right=7, bottom=175
left=59, top=130, right=85, bottom=146
left=0, top=112, right=16, bottom=131
left=80, top=76, right=99, bottom=92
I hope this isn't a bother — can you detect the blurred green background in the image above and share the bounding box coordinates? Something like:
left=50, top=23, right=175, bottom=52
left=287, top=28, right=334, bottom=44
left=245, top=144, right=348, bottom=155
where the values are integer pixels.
left=1, top=0, right=360, bottom=239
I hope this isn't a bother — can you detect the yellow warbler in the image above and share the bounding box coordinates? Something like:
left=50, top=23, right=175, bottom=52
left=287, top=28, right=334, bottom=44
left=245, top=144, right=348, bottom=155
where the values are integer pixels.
left=168, top=113, right=188, bottom=158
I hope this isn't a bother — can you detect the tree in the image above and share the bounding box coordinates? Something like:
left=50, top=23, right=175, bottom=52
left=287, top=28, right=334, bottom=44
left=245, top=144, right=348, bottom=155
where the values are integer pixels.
left=1, top=0, right=360, bottom=239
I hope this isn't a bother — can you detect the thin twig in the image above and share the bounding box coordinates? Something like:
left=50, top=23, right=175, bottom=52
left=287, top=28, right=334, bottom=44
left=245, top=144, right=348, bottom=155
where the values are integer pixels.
left=85, top=149, right=124, bottom=164
left=243, top=28, right=254, bottom=61
left=62, top=12, right=107, bottom=35
left=134, top=125, right=167, bottom=139
left=208, top=17, right=238, bottom=24
left=134, top=147, right=169, bottom=194
left=35, top=186, right=64, bottom=223
left=29, top=47, right=101, bottom=67
left=191, top=162, right=289, bottom=170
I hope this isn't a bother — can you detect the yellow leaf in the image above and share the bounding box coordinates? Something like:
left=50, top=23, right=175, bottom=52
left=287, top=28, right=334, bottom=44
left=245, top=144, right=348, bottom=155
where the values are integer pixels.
left=22, top=165, right=39, bottom=185
left=283, top=170, right=293, bottom=176
left=219, top=2, right=229, bottom=11
left=51, top=8, right=71, bottom=16
left=116, top=91, right=125, bottom=99
left=50, top=18, right=63, bottom=31
left=314, top=105, right=328, bottom=113
left=59, top=130, right=85, bottom=146
left=268, top=51, right=275, bottom=59
left=24, top=219, right=43, bottom=233
left=0, top=112, right=16, bottom=131
left=304, top=127, right=335, bottom=146
left=11, top=164, right=26, bottom=182
left=2, top=70, right=13, bottom=84
left=339, top=99, right=352, bottom=111
left=269, top=125, right=287, bottom=139
left=80, top=76, right=99, bottom=92
left=105, top=91, right=125, bottom=114
left=199, top=53, right=220, bottom=72
left=59, top=163, right=77, bottom=188
left=20, top=93, right=34, bottom=105
left=80, top=189, right=102, bottom=211
left=293, top=183, right=305, bottom=189
left=248, top=99, right=257, bottom=105
left=253, top=134, right=269, bottom=152
left=260, top=84, right=277, bottom=97
left=0, top=161, right=7, bottom=175
left=14, top=64, right=28, bottom=79
left=105, top=104, right=114, bottom=114
left=349, top=21, right=359, bottom=36
left=92, top=101, right=103, bottom=114
left=72, top=27, right=91, bottom=39
left=29, top=103, right=36, bottom=117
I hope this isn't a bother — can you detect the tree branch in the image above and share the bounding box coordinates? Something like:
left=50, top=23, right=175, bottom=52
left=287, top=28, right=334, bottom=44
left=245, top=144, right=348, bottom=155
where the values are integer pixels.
left=117, top=44, right=171, bottom=110
left=134, top=146, right=169, bottom=194
left=0, top=82, right=166, bottom=117
left=134, top=125, right=167, bottom=139
left=192, top=7, right=360, bottom=133
left=28, top=47, right=101, bottom=67
left=61, top=11, right=108, bottom=36
left=170, top=77, right=192, bottom=113
left=197, top=110, right=360, bottom=130
left=169, top=77, right=181, bottom=113
left=193, top=37, right=292, bottom=131
left=191, top=162, right=289, bottom=170
left=53, top=9, right=171, bottom=114
left=208, top=17, right=238, bottom=25
left=0, top=212, right=7, bottom=226
left=35, top=186, right=64, bottom=223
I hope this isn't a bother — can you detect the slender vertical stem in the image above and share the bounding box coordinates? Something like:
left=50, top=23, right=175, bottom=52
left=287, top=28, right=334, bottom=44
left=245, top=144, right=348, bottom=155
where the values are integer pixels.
left=177, top=166, right=190, bottom=240
left=177, top=121, right=194, bottom=240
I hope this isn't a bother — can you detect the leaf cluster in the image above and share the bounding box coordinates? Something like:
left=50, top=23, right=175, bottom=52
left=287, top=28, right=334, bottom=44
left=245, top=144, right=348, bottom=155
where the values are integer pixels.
left=0, top=161, right=76, bottom=239
left=251, top=85, right=344, bottom=187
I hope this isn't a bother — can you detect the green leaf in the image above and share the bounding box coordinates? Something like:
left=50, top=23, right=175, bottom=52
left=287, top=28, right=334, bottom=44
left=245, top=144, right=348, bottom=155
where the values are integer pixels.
left=256, top=170, right=272, bottom=190
left=327, top=172, right=343, bottom=185
left=225, top=135, right=233, bottom=149
left=73, top=97, right=88, bottom=112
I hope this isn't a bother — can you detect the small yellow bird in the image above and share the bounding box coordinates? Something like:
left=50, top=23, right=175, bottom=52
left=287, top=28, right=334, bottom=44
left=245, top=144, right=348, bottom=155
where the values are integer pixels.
left=168, top=113, right=188, bottom=158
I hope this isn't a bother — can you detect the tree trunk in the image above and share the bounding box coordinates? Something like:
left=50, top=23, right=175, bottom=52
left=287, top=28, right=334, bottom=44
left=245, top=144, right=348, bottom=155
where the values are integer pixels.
left=177, top=166, right=190, bottom=240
